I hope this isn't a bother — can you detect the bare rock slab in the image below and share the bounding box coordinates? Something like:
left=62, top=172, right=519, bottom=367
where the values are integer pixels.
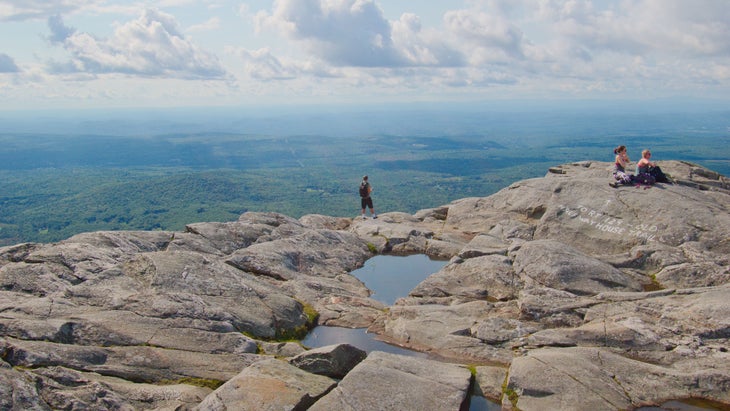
left=288, top=343, right=366, bottom=379
left=505, top=346, right=730, bottom=411
left=309, top=351, right=472, bottom=411
left=195, top=358, right=336, bottom=411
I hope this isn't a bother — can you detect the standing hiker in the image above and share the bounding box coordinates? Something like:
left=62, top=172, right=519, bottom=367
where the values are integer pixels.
left=359, top=175, right=377, bottom=219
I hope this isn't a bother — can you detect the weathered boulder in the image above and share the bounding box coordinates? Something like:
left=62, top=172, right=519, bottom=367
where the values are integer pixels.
left=308, top=351, right=472, bottom=411
left=194, top=358, right=336, bottom=411
left=17, top=365, right=211, bottom=411
left=370, top=300, right=516, bottom=364
left=504, top=347, right=730, bottom=410
left=225, top=229, right=370, bottom=281
left=511, top=239, right=644, bottom=295
left=1, top=337, right=258, bottom=383
left=288, top=343, right=366, bottom=378
left=474, top=365, right=509, bottom=403
left=410, top=254, right=521, bottom=301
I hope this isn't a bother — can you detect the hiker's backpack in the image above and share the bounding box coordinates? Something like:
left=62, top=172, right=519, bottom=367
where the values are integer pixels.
left=649, top=166, right=669, bottom=183
left=359, top=182, right=369, bottom=197
left=635, top=172, right=656, bottom=185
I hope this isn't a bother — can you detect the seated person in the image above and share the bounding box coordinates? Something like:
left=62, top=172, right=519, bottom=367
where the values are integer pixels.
left=610, top=145, right=634, bottom=186
left=636, top=149, right=670, bottom=183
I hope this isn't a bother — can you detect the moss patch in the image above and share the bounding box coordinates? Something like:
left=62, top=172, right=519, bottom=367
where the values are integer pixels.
left=274, top=300, right=319, bottom=341
left=501, top=371, right=521, bottom=410
left=366, top=242, right=378, bottom=254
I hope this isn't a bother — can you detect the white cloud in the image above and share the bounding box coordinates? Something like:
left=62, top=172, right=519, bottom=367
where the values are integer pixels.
left=538, top=0, right=730, bottom=58
left=444, top=9, right=527, bottom=62
left=46, top=9, right=228, bottom=79
left=256, top=0, right=406, bottom=67
left=252, top=0, right=469, bottom=69
left=391, top=13, right=466, bottom=67
left=3, top=0, right=730, bottom=108
left=432, top=0, right=730, bottom=95
left=235, top=0, right=729, bottom=98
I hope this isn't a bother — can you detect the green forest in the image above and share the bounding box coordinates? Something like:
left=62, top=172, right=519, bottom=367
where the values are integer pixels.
left=1, top=107, right=728, bottom=246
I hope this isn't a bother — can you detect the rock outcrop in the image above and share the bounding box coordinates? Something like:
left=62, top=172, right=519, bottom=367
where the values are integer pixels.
left=1, top=160, right=728, bottom=410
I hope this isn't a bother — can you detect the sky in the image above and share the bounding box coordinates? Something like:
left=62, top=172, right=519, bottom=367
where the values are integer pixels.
left=1, top=0, right=729, bottom=111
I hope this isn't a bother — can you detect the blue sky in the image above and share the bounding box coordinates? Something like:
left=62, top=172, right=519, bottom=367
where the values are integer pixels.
left=1, top=0, right=729, bottom=110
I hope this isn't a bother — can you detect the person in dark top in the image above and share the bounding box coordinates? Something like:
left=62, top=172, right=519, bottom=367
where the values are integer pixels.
left=610, top=145, right=634, bottom=187
left=359, top=175, right=377, bottom=219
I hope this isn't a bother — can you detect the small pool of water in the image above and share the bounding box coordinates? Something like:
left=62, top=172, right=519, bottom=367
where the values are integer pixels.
left=351, top=253, right=449, bottom=305
left=302, top=254, right=448, bottom=357
left=302, top=325, right=428, bottom=358
left=303, top=255, right=501, bottom=410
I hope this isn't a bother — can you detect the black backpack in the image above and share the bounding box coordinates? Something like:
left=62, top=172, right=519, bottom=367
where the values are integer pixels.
left=649, top=166, right=669, bottom=183
left=359, top=182, right=369, bottom=197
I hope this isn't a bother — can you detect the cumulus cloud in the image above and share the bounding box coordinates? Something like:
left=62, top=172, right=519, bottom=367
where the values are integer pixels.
left=538, top=0, right=730, bottom=58
left=233, top=0, right=730, bottom=97
left=256, top=0, right=407, bottom=67
left=0, top=53, right=20, bottom=72
left=429, top=0, right=730, bottom=94
left=46, top=9, right=227, bottom=79
left=444, top=9, right=527, bottom=61
left=391, top=13, right=466, bottom=67
left=253, top=0, right=468, bottom=69
left=7, top=0, right=730, bottom=104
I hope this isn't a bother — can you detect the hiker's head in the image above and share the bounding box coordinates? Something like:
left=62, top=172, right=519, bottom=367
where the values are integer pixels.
left=363, top=175, right=368, bottom=181
left=614, top=145, right=626, bottom=155
left=642, top=149, right=651, bottom=159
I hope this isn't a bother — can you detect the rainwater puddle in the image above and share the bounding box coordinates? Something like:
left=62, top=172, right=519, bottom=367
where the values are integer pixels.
left=302, top=326, right=428, bottom=358
left=350, top=253, right=448, bottom=305
left=302, top=254, right=448, bottom=356
left=302, top=254, right=501, bottom=410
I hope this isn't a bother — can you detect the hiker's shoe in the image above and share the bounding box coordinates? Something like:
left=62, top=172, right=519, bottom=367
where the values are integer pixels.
left=372, top=215, right=377, bottom=219
left=609, top=181, right=619, bottom=188
left=362, top=216, right=367, bottom=220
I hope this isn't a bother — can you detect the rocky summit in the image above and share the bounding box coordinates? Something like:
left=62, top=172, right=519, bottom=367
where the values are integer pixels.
left=1, top=160, right=729, bottom=411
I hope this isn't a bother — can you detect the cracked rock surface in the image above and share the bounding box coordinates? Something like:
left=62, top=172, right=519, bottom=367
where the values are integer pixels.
left=1, top=160, right=728, bottom=410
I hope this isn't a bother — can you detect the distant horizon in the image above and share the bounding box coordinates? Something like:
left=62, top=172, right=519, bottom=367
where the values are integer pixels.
left=1, top=96, right=729, bottom=114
